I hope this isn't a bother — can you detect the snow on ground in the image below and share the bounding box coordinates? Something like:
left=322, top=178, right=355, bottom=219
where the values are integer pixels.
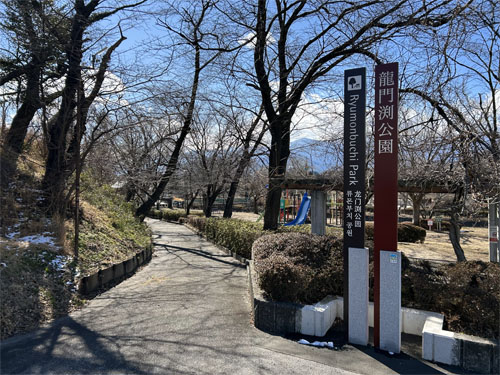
left=18, top=233, right=58, bottom=247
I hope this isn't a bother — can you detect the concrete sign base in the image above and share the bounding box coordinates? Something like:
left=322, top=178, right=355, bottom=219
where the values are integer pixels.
left=379, top=250, right=401, bottom=353
left=348, top=247, right=369, bottom=345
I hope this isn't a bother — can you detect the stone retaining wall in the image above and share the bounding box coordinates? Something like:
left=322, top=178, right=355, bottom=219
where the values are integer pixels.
left=79, top=245, right=153, bottom=295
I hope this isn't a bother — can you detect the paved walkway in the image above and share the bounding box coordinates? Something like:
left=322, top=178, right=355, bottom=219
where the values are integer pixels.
left=1, top=219, right=463, bottom=374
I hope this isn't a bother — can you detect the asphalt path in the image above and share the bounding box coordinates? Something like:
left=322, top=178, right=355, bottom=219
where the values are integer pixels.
left=1, top=219, right=461, bottom=374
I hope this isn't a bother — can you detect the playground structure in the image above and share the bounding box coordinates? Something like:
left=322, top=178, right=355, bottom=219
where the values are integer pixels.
left=280, top=190, right=344, bottom=227
left=283, top=193, right=311, bottom=226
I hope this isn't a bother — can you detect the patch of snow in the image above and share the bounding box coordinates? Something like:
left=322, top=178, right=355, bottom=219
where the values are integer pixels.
left=48, top=255, right=72, bottom=273
left=298, top=339, right=334, bottom=349
left=5, top=230, right=20, bottom=240
left=18, top=234, right=57, bottom=246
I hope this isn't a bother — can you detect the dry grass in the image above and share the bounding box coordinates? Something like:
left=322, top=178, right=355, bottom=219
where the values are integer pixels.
left=398, top=226, right=489, bottom=262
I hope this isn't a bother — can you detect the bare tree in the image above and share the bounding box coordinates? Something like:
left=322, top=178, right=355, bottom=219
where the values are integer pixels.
left=400, top=0, right=499, bottom=260
left=134, top=0, right=239, bottom=218
left=0, top=0, right=67, bottom=186
left=236, top=0, right=472, bottom=230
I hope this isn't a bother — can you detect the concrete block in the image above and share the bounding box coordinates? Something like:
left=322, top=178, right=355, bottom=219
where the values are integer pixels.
left=300, top=296, right=336, bottom=337
left=434, top=331, right=460, bottom=366
left=423, top=315, right=445, bottom=333
left=402, top=308, right=442, bottom=336
left=492, top=344, right=499, bottom=374
left=136, top=252, right=144, bottom=266
left=422, top=331, right=434, bottom=361
left=100, top=266, right=114, bottom=286
left=300, top=305, right=316, bottom=336
left=275, top=303, right=298, bottom=333
left=379, top=250, right=401, bottom=353
left=80, top=273, right=99, bottom=294
left=461, top=336, right=495, bottom=374
left=113, top=263, right=125, bottom=279
left=422, top=315, right=445, bottom=361
left=257, top=301, right=276, bottom=333
left=336, top=296, right=344, bottom=318
left=348, top=247, right=369, bottom=345
left=125, top=258, right=136, bottom=274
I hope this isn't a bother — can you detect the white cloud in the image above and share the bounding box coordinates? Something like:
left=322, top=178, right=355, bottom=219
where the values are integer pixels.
left=291, top=94, right=343, bottom=141
left=238, top=31, right=276, bottom=49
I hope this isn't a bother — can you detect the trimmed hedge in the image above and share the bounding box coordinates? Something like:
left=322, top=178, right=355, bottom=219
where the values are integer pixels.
left=365, top=222, right=426, bottom=243
left=253, top=233, right=343, bottom=304
left=149, top=209, right=187, bottom=222
left=149, top=209, right=204, bottom=222
left=187, top=217, right=263, bottom=259
left=252, top=232, right=500, bottom=339
left=185, top=217, right=425, bottom=261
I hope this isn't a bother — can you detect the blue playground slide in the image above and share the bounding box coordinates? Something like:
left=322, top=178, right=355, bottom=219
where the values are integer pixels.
left=284, top=193, right=311, bottom=226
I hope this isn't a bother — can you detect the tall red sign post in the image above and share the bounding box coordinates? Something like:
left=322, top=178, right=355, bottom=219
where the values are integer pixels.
left=374, top=62, right=401, bottom=353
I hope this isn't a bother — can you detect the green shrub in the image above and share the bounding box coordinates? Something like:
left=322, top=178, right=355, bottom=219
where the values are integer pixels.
left=398, top=223, right=426, bottom=243
left=149, top=209, right=163, bottom=220
left=187, top=217, right=263, bottom=259
left=161, top=209, right=186, bottom=222
left=253, top=233, right=343, bottom=303
left=365, top=222, right=426, bottom=243
left=148, top=209, right=187, bottom=222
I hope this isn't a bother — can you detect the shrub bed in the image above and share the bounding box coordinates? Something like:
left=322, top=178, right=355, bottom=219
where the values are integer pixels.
left=148, top=209, right=187, bottom=222
left=253, top=232, right=500, bottom=339
left=253, top=233, right=343, bottom=304
left=187, top=217, right=263, bottom=259
left=365, top=222, right=426, bottom=243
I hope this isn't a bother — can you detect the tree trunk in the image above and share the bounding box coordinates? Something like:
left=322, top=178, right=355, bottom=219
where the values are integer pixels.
left=42, top=8, right=87, bottom=214
left=409, top=193, right=424, bottom=225
left=203, top=184, right=222, bottom=218
left=1, top=63, right=40, bottom=187
left=263, top=118, right=290, bottom=230
left=185, top=190, right=198, bottom=216
left=449, top=189, right=466, bottom=262
left=253, top=195, right=259, bottom=214
left=223, top=180, right=239, bottom=218
left=125, top=184, right=136, bottom=202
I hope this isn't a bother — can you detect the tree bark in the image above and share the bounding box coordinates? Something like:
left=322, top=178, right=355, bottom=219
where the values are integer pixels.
left=203, top=184, right=222, bottom=218
left=409, top=193, right=424, bottom=225
left=0, top=61, right=41, bottom=187
left=223, top=181, right=239, bottom=218
left=253, top=195, right=259, bottom=214
left=449, top=189, right=467, bottom=262
left=263, top=117, right=290, bottom=230
left=42, top=2, right=90, bottom=214
left=185, top=190, right=198, bottom=216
